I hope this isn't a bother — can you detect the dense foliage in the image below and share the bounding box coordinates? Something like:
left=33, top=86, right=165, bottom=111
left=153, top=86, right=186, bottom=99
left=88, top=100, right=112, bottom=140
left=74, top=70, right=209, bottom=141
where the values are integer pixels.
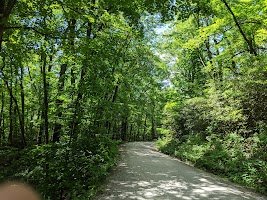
left=157, top=0, right=267, bottom=194
left=0, top=0, right=168, bottom=147
left=1, top=0, right=266, bottom=198
left=0, top=136, right=118, bottom=199
left=0, top=0, right=170, bottom=199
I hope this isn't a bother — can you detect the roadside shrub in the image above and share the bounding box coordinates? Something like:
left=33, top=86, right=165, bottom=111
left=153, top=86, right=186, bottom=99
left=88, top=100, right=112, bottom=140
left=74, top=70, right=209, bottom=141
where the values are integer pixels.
left=156, top=136, right=179, bottom=155
left=157, top=132, right=267, bottom=194
left=174, top=134, right=210, bottom=163
left=0, top=136, right=119, bottom=200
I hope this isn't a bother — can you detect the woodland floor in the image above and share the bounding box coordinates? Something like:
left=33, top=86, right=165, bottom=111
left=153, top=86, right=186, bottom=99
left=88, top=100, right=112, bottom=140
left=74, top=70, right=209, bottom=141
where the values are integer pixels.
left=95, top=142, right=266, bottom=200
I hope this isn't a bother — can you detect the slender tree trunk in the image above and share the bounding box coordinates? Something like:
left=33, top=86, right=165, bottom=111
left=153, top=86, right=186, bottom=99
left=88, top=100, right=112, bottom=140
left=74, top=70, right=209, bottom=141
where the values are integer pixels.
left=136, top=127, right=140, bottom=141
left=0, top=91, right=4, bottom=144
left=221, top=0, right=257, bottom=56
left=5, top=79, right=26, bottom=147
left=53, top=64, right=67, bottom=142
left=41, top=52, right=49, bottom=144
left=213, top=39, right=223, bottom=82
left=27, top=66, right=41, bottom=144
left=20, top=65, right=25, bottom=145
left=37, top=109, right=43, bottom=144
left=0, top=25, right=4, bottom=52
left=129, top=124, right=133, bottom=141
left=205, top=38, right=218, bottom=80
left=112, top=121, right=117, bottom=139
left=0, top=57, right=26, bottom=146
left=70, top=66, right=86, bottom=140
left=120, top=118, right=128, bottom=141
left=151, top=116, right=156, bottom=140
left=151, top=104, right=157, bottom=140
left=112, top=84, right=119, bottom=103
left=143, top=115, right=147, bottom=141
left=70, top=19, right=76, bottom=86
left=104, top=82, right=120, bottom=136
left=70, top=21, right=92, bottom=140
left=8, top=66, right=13, bottom=146
left=0, top=0, right=17, bottom=51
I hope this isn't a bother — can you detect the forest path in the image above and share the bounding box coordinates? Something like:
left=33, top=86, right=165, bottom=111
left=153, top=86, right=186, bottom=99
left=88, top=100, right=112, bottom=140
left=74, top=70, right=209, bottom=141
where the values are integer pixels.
left=96, top=142, right=266, bottom=200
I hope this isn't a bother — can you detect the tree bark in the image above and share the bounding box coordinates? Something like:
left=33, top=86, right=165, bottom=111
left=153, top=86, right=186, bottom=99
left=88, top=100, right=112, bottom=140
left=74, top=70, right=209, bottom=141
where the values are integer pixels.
left=129, top=124, right=133, bottom=141
left=143, top=115, right=147, bottom=141
left=0, top=0, right=17, bottom=51
left=53, top=64, right=67, bottom=142
left=20, top=65, right=25, bottom=146
left=8, top=65, right=13, bottom=146
left=8, top=90, right=13, bottom=145
left=70, top=65, right=86, bottom=140
left=69, top=19, right=76, bottom=85
left=0, top=91, right=4, bottom=144
left=5, top=77, right=26, bottom=147
left=151, top=116, right=156, bottom=140
left=120, top=118, right=128, bottom=141
left=41, top=51, right=49, bottom=144
left=70, top=21, right=92, bottom=140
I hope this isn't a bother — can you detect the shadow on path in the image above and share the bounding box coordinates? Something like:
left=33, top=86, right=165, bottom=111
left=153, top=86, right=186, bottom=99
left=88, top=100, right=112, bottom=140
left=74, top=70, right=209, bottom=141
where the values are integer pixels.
left=96, top=142, right=266, bottom=200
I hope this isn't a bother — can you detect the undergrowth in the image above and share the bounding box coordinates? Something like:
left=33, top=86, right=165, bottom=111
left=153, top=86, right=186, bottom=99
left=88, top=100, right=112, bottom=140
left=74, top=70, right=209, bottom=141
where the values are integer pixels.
left=156, top=132, right=267, bottom=194
left=0, top=136, right=119, bottom=200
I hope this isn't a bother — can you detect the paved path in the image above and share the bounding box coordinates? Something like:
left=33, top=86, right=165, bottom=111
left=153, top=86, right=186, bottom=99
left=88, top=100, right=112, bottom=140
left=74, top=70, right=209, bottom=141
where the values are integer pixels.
left=96, top=142, right=266, bottom=200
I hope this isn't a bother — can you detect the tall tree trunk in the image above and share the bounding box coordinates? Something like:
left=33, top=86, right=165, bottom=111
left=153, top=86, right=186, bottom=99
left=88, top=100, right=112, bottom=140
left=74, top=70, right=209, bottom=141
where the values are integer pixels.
left=55, top=19, right=76, bottom=142
left=70, top=21, right=92, bottom=140
left=205, top=38, right=216, bottom=80
left=104, top=82, right=120, bottom=136
left=37, top=110, right=43, bottom=144
left=70, top=66, right=86, bottom=140
left=129, top=124, right=133, bottom=141
left=69, top=19, right=76, bottom=86
left=20, top=65, right=25, bottom=146
left=0, top=91, right=4, bottom=144
left=53, top=64, right=67, bottom=142
left=27, top=66, right=42, bottom=144
left=221, top=0, right=257, bottom=56
left=143, top=115, right=147, bottom=141
left=41, top=51, right=49, bottom=144
left=0, top=0, right=17, bottom=51
left=8, top=97, right=13, bottom=145
left=0, top=25, right=4, bottom=51
left=5, top=79, right=26, bottom=147
left=120, top=118, right=128, bottom=141
left=112, top=121, right=117, bottom=140
left=136, top=126, right=140, bottom=141
left=0, top=56, right=26, bottom=146
left=8, top=66, right=13, bottom=146
left=5, top=78, right=26, bottom=147
left=151, top=116, right=156, bottom=140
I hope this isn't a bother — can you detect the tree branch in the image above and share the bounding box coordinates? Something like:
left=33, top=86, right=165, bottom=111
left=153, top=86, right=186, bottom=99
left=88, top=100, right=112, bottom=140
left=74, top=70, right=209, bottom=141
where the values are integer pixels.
left=220, top=0, right=257, bottom=56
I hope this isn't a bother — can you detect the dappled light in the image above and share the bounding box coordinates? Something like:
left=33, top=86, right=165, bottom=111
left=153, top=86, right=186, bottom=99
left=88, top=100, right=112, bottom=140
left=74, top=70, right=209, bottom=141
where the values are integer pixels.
left=97, top=143, right=266, bottom=200
left=0, top=0, right=266, bottom=199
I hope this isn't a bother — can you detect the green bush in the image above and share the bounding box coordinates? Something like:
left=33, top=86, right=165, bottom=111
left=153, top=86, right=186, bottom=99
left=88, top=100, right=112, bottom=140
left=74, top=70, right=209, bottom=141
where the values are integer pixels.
left=156, top=136, right=179, bottom=155
left=0, top=136, right=119, bottom=200
left=157, top=133, right=267, bottom=194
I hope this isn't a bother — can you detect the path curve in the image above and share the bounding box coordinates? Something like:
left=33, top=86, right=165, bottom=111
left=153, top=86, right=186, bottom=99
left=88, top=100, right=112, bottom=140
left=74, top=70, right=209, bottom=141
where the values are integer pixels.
left=96, top=142, right=266, bottom=200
